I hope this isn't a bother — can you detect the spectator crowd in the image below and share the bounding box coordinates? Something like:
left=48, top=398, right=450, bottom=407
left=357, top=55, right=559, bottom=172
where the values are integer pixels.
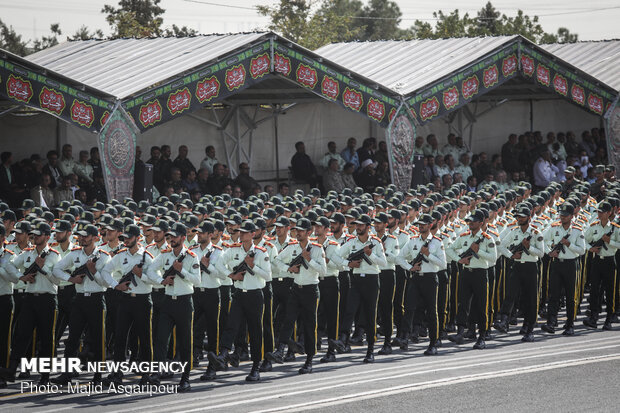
left=0, top=127, right=609, bottom=209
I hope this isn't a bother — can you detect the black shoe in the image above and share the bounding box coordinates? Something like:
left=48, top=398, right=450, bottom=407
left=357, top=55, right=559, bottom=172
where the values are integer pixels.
left=603, top=320, right=613, bottom=331
left=0, top=379, right=6, bottom=389
left=38, top=374, right=50, bottom=386
left=583, top=318, right=597, bottom=329
left=377, top=344, right=392, bottom=355
left=139, top=374, right=151, bottom=385
left=363, top=352, right=374, bottom=363
left=435, top=339, right=442, bottom=348
left=541, top=323, right=555, bottom=334
left=350, top=334, right=364, bottom=346
left=51, top=373, right=72, bottom=385
left=200, top=367, right=217, bottom=381
left=0, top=368, right=15, bottom=383
left=424, top=345, right=437, bottom=356
left=419, top=326, right=428, bottom=338
left=445, top=322, right=456, bottom=333
left=259, top=360, right=272, bottom=372
left=160, top=371, right=174, bottom=380
left=612, top=314, right=619, bottom=323
left=519, top=324, right=528, bottom=335
left=238, top=349, right=250, bottom=362
left=228, top=352, right=240, bottom=368
left=266, top=344, right=286, bottom=364
left=18, top=371, right=30, bottom=379
left=521, top=332, right=534, bottom=342
left=284, top=350, right=296, bottom=362
left=493, top=316, right=508, bottom=333
left=464, top=329, right=476, bottom=340
left=104, top=372, right=123, bottom=386
left=178, top=376, right=191, bottom=392
left=439, top=330, right=448, bottom=340
left=328, top=338, right=346, bottom=354
left=207, top=351, right=228, bottom=370
left=245, top=367, right=260, bottom=382
left=473, top=337, right=486, bottom=350
left=320, top=352, right=336, bottom=363
left=298, top=361, right=312, bottom=374
left=391, top=337, right=402, bottom=347
left=449, top=333, right=465, bottom=345
left=562, top=327, right=575, bottom=336
left=509, top=316, right=518, bottom=325
left=149, top=373, right=161, bottom=385
left=484, top=331, right=494, bottom=340
left=399, top=339, right=409, bottom=351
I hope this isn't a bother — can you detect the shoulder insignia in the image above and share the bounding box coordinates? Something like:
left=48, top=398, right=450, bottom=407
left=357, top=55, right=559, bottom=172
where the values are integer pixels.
left=71, top=246, right=83, bottom=251
left=508, top=222, right=517, bottom=227
left=263, top=241, right=274, bottom=248
left=551, top=222, right=561, bottom=227
left=100, top=242, right=108, bottom=247
left=24, top=247, right=34, bottom=251
left=230, top=243, right=242, bottom=248
left=311, top=242, right=322, bottom=248
left=144, top=250, right=154, bottom=258
left=117, top=248, right=128, bottom=253
left=222, top=234, right=231, bottom=240
left=387, top=234, right=397, bottom=239
left=592, top=220, right=600, bottom=226
left=460, top=231, right=471, bottom=237
left=187, top=250, right=197, bottom=257
left=572, top=225, right=583, bottom=230
left=411, top=234, right=420, bottom=239
left=161, top=248, right=172, bottom=253
left=212, top=244, right=222, bottom=250
left=189, top=245, right=199, bottom=250
left=254, top=246, right=267, bottom=252
left=612, top=222, right=620, bottom=228
left=49, top=248, right=59, bottom=254
left=488, top=223, right=497, bottom=229
left=328, top=240, right=339, bottom=246
left=446, top=227, right=454, bottom=232
left=371, top=235, right=381, bottom=241
left=3, top=249, right=14, bottom=255
left=50, top=242, right=59, bottom=246
left=99, top=250, right=110, bottom=256
left=488, top=230, right=499, bottom=237
left=433, top=235, right=442, bottom=241
left=482, top=232, right=492, bottom=239
left=147, top=242, right=156, bottom=248
left=265, top=236, right=275, bottom=241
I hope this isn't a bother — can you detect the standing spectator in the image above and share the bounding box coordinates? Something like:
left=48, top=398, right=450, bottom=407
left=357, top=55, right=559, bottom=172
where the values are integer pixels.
left=276, top=182, right=289, bottom=199
left=89, top=147, right=102, bottom=178
left=341, top=163, right=357, bottom=189
left=414, top=136, right=426, bottom=154
left=0, top=152, right=25, bottom=206
left=591, top=147, right=607, bottom=166
left=455, top=153, right=472, bottom=183
left=340, top=137, right=360, bottom=171
left=374, top=141, right=389, bottom=165
left=89, top=170, right=107, bottom=203
left=580, top=131, right=597, bottom=158
left=199, top=145, right=219, bottom=174
left=445, top=154, right=457, bottom=176
left=565, top=131, right=580, bottom=157
left=74, top=150, right=93, bottom=185
left=490, top=154, right=503, bottom=177
left=54, top=176, right=74, bottom=206
left=455, top=136, right=471, bottom=162
left=501, top=134, right=520, bottom=173
left=477, top=152, right=492, bottom=179
left=43, top=150, right=63, bottom=189
left=323, top=158, right=345, bottom=193
left=196, top=168, right=211, bottom=194
left=320, top=142, right=346, bottom=171
left=58, top=144, right=76, bottom=177
left=441, top=133, right=460, bottom=161
left=233, top=163, right=259, bottom=198
left=147, top=146, right=161, bottom=167
left=291, top=141, right=319, bottom=187
left=424, top=155, right=435, bottom=183
left=423, top=134, right=440, bottom=157
left=173, top=145, right=196, bottom=179
left=157, top=145, right=173, bottom=190
left=533, top=150, right=559, bottom=191
left=30, top=173, right=55, bottom=207
left=375, top=160, right=391, bottom=187
left=356, top=137, right=376, bottom=165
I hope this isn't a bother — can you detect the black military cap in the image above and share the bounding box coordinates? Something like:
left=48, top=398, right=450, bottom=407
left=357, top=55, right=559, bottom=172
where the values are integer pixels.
left=430, top=210, right=442, bottom=222
left=605, top=165, right=616, bottom=172
left=125, top=201, right=138, bottom=212
left=140, top=214, right=157, bottom=227
left=295, top=218, right=313, bottom=231
left=196, top=221, right=215, bottom=233
left=184, top=214, right=199, bottom=229
left=305, top=210, right=318, bottom=223
left=61, top=213, right=76, bottom=224
left=313, top=216, right=329, bottom=228
left=564, top=166, right=576, bottom=175
left=213, top=220, right=226, bottom=232
left=54, top=220, right=72, bottom=233
left=389, top=209, right=402, bottom=221
left=275, top=216, right=290, bottom=227
left=596, top=201, right=612, bottom=213
left=21, top=199, right=36, bottom=210
left=373, top=212, right=389, bottom=224
left=594, top=165, right=605, bottom=174
left=107, top=219, right=124, bottom=232
left=1, top=210, right=16, bottom=222
left=416, top=213, right=433, bottom=225
left=105, top=206, right=118, bottom=217
left=80, top=211, right=95, bottom=223
left=345, top=209, right=360, bottom=220
left=310, top=188, right=321, bottom=198
left=75, top=223, right=98, bottom=237
left=465, top=210, right=485, bottom=223
left=166, top=211, right=180, bottom=221
left=559, top=204, right=575, bottom=216
left=515, top=206, right=531, bottom=218
left=353, top=214, right=372, bottom=225
left=239, top=220, right=257, bottom=233
left=226, top=214, right=243, bottom=226
left=329, top=212, right=346, bottom=224
left=120, top=209, right=135, bottom=220
left=121, top=224, right=141, bottom=239
left=263, top=208, right=277, bottom=220
left=167, top=222, right=187, bottom=237
left=193, top=204, right=209, bottom=216
left=254, top=218, right=266, bottom=230
left=0, top=223, right=5, bottom=237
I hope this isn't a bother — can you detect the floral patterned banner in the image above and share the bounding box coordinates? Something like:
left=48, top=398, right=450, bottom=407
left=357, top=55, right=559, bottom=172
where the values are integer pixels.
left=386, top=104, right=417, bottom=191
left=0, top=58, right=114, bottom=133
left=407, top=43, right=520, bottom=125
left=272, top=42, right=400, bottom=128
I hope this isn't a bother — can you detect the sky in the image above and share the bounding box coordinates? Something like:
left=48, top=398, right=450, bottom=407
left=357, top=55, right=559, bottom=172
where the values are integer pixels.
left=1, top=0, right=619, bottom=45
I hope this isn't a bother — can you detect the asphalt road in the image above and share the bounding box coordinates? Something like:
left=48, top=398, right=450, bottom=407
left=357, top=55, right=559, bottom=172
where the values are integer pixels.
left=2, top=321, right=620, bottom=412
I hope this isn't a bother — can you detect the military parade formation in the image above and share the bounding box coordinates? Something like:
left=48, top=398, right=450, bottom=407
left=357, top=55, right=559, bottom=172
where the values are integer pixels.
left=1, top=163, right=619, bottom=393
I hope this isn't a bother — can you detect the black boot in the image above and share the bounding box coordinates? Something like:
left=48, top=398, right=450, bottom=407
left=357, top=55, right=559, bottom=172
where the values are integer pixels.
left=320, top=350, right=336, bottom=363
left=473, top=334, right=486, bottom=349
left=91, top=373, right=102, bottom=386
left=424, top=340, right=438, bottom=356
left=328, top=337, right=346, bottom=354
left=562, top=325, right=575, bottom=336
left=38, top=373, right=50, bottom=385
left=521, top=331, right=535, bottom=342
left=139, top=374, right=152, bottom=385
left=259, top=359, right=272, bottom=372
left=265, top=343, right=286, bottom=364
left=449, top=326, right=465, bottom=345
left=245, top=362, right=260, bottom=382
left=603, top=318, right=613, bottom=330
left=288, top=338, right=304, bottom=354
left=409, top=325, right=420, bottom=344
left=493, top=314, right=508, bottom=333
left=541, top=315, right=556, bottom=334
left=50, top=373, right=72, bottom=385
left=519, top=323, right=529, bottom=335
left=178, top=373, right=191, bottom=392
left=377, top=343, right=392, bottom=355
left=207, top=349, right=230, bottom=370
left=200, top=364, right=217, bottom=381
left=363, top=349, right=374, bottom=363
left=299, top=356, right=313, bottom=374
left=104, top=372, right=123, bottom=386
left=583, top=313, right=598, bottom=329
left=350, top=328, right=364, bottom=346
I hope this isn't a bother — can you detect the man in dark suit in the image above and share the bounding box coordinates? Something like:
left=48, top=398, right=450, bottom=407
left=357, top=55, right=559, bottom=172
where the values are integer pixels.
left=42, top=150, right=63, bottom=189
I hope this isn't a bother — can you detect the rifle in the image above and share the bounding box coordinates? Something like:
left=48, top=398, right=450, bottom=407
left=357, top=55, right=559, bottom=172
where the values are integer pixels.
left=508, top=235, right=533, bottom=257
left=200, top=250, right=213, bottom=274
left=118, top=252, right=147, bottom=287
left=459, top=237, right=483, bottom=260
left=549, top=234, right=570, bottom=256
left=71, top=252, right=101, bottom=281
left=23, top=250, right=50, bottom=277
left=409, top=240, right=430, bottom=272
left=591, top=225, right=615, bottom=251
left=232, top=251, right=256, bottom=276
left=162, top=253, right=187, bottom=279
left=288, top=244, right=312, bottom=270
left=347, top=243, right=374, bottom=265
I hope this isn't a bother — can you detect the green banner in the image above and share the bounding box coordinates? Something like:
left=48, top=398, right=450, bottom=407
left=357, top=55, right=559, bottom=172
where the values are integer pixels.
left=386, top=104, right=416, bottom=191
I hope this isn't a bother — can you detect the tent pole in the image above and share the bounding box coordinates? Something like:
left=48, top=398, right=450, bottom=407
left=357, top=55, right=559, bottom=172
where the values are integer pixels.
left=529, top=100, right=534, bottom=131
left=274, top=105, right=280, bottom=185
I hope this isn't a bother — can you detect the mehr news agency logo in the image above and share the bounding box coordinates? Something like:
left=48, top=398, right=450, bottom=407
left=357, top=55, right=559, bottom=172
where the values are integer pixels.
left=19, top=358, right=187, bottom=395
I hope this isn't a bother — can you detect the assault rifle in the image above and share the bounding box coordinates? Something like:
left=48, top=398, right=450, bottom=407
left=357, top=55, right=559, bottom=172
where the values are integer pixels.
left=232, top=251, right=256, bottom=276
left=591, top=225, right=615, bottom=251
left=288, top=244, right=312, bottom=270
left=71, top=253, right=100, bottom=281
left=24, top=250, right=50, bottom=277
left=118, top=252, right=147, bottom=287
left=347, top=243, right=374, bottom=265
left=409, top=240, right=430, bottom=272
left=162, top=253, right=187, bottom=279
left=200, top=250, right=213, bottom=274
left=509, top=235, right=533, bottom=257
left=459, top=237, right=483, bottom=260
left=549, top=234, right=570, bottom=255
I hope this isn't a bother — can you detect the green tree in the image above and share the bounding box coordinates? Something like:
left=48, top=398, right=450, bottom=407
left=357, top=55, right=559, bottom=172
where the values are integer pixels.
left=0, top=18, right=29, bottom=56
left=359, top=0, right=410, bottom=41
left=103, top=0, right=196, bottom=38
left=32, top=24, right=62, bottom=52
left=70, top=25, right=105, bottom=41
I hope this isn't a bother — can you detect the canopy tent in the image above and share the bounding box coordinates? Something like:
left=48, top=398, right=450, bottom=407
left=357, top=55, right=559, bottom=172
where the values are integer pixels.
left=316, top=36, right=619, bottom=162
left=0, top=32, right=416, bottom=198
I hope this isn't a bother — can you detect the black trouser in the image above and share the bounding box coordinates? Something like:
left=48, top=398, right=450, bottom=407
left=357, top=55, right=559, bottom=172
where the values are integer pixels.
left=500, top=261, right=539, bottom=330
left=548, top=258, right=578, bottom=327
left=318, top=276, right=340, bottom=342
left=262, top=282, right=274, bottom=355
left=456, top=267, right=489, bottom=334
left=487, top=266, right=496, bottom=327
left=105, top=289, right=122, bottom=350
left=0, top=295, right=14, bottom=368
left=278, top=284, right=320, bottom=357
left=193, top=288, right=220, bottom=355
left=540, top=255, right=551, bottom=309
left=154, top=295, right=194, bottom=373
left=338, top=271, right=350, bottom=334
left=401, top=272, right=439, bottom=341
left=220, top=289, right=264, bottom=363
left=342, top=273, right=379, bottom=348
left=393, top=266, right=408, bottom=337
left=113, top=293, right=153, bottom=364
left=9, top=293, right=57, bottom=372
left=65, top=292, right=106, bottom=362
left=588, top=255, right=616, bottom=319
left=378, top=270, right=395, bottom=344
left=11, top=290, right=33, bottom=358
left=437, top=270, right=449, bottom=335
left=272, top=278, right=293, bottom=339
left=448, top=262, right=459, bottom=324
left=219, top=285, right=232, bottom=334
left=55, top=285, right=75, bottom=346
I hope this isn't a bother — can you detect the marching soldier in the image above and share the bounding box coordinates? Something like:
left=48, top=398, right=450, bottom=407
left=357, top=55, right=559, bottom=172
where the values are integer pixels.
left=150, top=222, right=200, bottom=391
left=266, top=218, right=327, bottom=373
left=50, top=220, right=75, bottom=347
left=0, top=224, right=20, bottom=388
left=541, top=203, right=586, bottom=336
left=209, top=220, right=271, bottom=382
